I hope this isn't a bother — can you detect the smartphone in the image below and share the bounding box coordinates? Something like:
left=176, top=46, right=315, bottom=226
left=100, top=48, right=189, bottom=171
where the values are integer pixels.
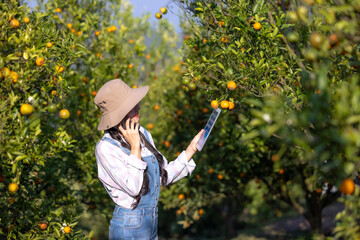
left=196, top=108, right=221, bottom=151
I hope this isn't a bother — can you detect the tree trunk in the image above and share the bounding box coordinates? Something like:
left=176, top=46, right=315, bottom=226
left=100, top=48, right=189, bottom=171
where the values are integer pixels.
left=304, top=198, right=323, bottom=235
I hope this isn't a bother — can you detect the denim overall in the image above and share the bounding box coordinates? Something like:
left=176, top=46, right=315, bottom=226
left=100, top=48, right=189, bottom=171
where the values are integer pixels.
left=103, top=130, right=160, bottom=240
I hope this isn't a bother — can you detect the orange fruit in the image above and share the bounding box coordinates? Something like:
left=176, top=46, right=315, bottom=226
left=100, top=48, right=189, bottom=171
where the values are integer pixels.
left=316, top=188, right=322, bottom=193
left=160, top=7, right=168, bottom=14
left=59, top=109, right=70, bottom=119
left=129, top=39, right=134, bottom=44
left=56, top=8, right=61, bottom=13
left=228, top=101, right=235, bottom=110
left=39, top=222, right=47, bottom=230
left=220, top=100, right=229, bottom=109
left=176, top=209, right=182, bottom=215
left=132, top=85, right=137, bottom=89
left=178, top=194, right=185, bottom=200
left=111, top=26, right=117, bottom=32
left=147, top=123, right=154, bottom=130
left=221, top=36, right=229, bottom=43
left=51, top=90, right=57, bottom=96
left=271, top=154, right=279, bottom=162
left=218, top=21, right=224, bottom=27
left=154, top=105, right=160, bottom=110
left=227, top=81, right=237, bottom=90
left=67, top=23, right=72, bottom=29
left=128, top=64, right=133, bottom=69
left=146, top=54, right=151, bottom=59
left=211, top=100, right=219, bottom=109
left=10, top=19, right=20, bottom=28
left=218, top=142, right=223, bottom=147
left=63, top=226, right=71, bottom=233
left=174, top=65, right=180, bottom=71
left=23, top=17, right=30, bottom=24
left=10, top=71, right=19, bottom=82
left=253, top=22, right=261, bottom=30
left=208, top=168, right=214, bottom=174
left=155, top=12, right=162, bottom=19
left=91, top=91, right=97, bottom=96
left=218, top=174, right=223, bottom=180
left=339, top=178, right=355, bottom=195
left=46, top=42, right=53, bottom=48
left=203, top=38, right=207, bottom=44
left=71, top=28, right=76, bottom=33
left=164, top=140, right=171, bottom=147
left=198, top=209, right=204, bottom=215
left=8, top=183, right=19, bottom=192
left=176, top=110, right=183, bottom=116
left=20, top=103, right=34, bottom=116
left=278, top=169, right=284, bottom=174
left=95, top=31, right=101, bottom=36
left=76, top=110, right=82, bottom=116
left=8, top=197, right=15, bottom=204
left=82, top=77, right=88, bottom=83
left=1, top=67, right=11, bottom=78
left=77, top=31, right=82, bottom=36
left=196, top=174, right=200, bottom=179
left=202, top=108, right=209, bottom=113
left=36, top=57, right=45, bottom=66
left=55, top=65, right=65, bottom=73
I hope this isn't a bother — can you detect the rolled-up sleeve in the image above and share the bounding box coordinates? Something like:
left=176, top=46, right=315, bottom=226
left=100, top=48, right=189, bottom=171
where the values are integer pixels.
left=95, top=141, right=147, bottom=197
left=163, top=151, right=196, bottom=185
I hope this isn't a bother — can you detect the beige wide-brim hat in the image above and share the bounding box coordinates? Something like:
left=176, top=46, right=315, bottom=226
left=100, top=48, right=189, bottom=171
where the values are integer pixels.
left=94, top=79, right=149, bottom=131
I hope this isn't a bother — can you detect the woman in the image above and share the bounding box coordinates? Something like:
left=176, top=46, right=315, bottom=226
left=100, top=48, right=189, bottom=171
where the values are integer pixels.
left=94, top=79, right=204, bottom=239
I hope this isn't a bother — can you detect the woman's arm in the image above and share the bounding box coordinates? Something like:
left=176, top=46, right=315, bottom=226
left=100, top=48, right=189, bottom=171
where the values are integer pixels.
left=95, top=141, right=147, bottom=197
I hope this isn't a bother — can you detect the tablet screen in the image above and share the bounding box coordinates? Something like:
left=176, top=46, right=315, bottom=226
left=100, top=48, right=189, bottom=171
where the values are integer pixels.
left=196, top=108, right=221, bottom=151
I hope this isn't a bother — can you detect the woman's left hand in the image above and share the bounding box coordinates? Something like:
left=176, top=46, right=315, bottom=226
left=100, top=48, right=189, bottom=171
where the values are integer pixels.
left=185, top=129, right=204, bottom=161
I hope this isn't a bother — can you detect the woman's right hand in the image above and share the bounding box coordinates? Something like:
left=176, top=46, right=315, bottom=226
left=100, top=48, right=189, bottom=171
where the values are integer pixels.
left=119, top=119, right=141, bottom=158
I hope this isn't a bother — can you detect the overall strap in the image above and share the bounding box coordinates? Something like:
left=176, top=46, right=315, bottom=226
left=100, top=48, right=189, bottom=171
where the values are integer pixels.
left=102, top=137, right=131, bottom=155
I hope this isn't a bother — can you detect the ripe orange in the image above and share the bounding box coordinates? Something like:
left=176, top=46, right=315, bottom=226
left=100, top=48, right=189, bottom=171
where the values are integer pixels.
left=278, top=169, right=284, bottom=174
left=164, top=140, right=171, bottom=147
left=132, top=85, right=137, bottom=89
left=39, top=222, right=47, bottom=230
left=91, top=91, right=97, bottom=97
left=51, top=90, right=57, bottom=96
left=178, top=193, right=185, bottom=200
left=160, top=7, right=168, bottom=14
left=196, top=174, right=200, bottom=179
left=111, top=26, right=117, bottom=32
left=208, top=168, right=214, bottom=174
left=59, top=109, right=70, bottom=119
left=23, top=17, right=30, bottom=24
left=10, top=71, right=19, bottom=82
left=218, top=142, right=223, bottom=147
left=95, top=31, right=101, bottom=36
left=211, top=100, right=219, bottom=109
left=329, top=33, right=339, bottom=46
left=253, top=22, right=261, bottom=30
left=228, top=101, right=235, bottom=110
left=176, top=209, right=182, bottom=215
left=56, top=8, right=61, bottom=13
left=76, top=110, right=82, bottom=116
left=198, top=209, right=204, bottom=215
left=82, top=77, right=88, bottom=83
left=71, top=28, right=76, bottom=33
left=227, top=81, right=236, bottom=91
left=155, top=12, right=162, bottom=19
left=147, top=123, right=154, bottom=130
left=10, top=19, right=20, bottom=28
left=203, top=38, right=207, bottom=44
left=36, top=57, right=45, bottom=66
left=46, top=42, right=53, bottom=48
left=154, top=105, right=160, bottom=110
left=77, top=31, right=82, bottom=36
left=176, top=110, right=183, bottom=116
left=146, top=54, right=151, bottom=59
left=129, top=39, right=134, bottom=44
left=67, top=23, right=73, bottom=29
left=218, top=174, right=223, bottom=180
left=221, top=36, right=229, bottom=43
left=174, top=65, right=180, bottom=71
left=220, top=100, right=229, bottom=109
left=55, top=65, right=65, bottom=73
left=20, top=103, right=34, bottom=116
left=63, top=226, right=71, bottom=233
left=316, top=188, right=322, bottom=193
left=8, top=183, right=19, bottom=192
left=202, top=108, right=209, bottom=113
left=128, top=63, right=133, bottom=69
left=339, top=178, right=355, bottom=195
left=218, top=21, right=224, bottom=27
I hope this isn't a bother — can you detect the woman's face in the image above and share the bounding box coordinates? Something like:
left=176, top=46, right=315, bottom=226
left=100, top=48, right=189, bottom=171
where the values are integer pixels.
left=127, top=104, right=140, bottom=123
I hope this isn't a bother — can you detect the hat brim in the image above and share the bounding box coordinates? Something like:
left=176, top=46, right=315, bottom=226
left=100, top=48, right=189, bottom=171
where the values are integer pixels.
left=97, top=86, right=149, bottom=131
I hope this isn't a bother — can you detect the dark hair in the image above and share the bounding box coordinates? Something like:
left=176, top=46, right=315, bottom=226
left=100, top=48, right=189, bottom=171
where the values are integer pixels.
left=105, top=108, right=168, bottom=208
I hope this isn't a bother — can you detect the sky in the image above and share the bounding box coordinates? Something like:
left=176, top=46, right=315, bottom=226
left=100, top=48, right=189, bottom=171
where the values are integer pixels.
left=25, top=0, right=182, bottom=32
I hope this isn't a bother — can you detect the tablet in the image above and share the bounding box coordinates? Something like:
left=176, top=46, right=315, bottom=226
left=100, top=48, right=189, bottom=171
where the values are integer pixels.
left=196, top=108, right=221, bottom=151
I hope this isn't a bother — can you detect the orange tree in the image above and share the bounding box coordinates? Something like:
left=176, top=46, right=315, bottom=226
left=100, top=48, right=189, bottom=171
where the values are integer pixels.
left=0, top=0, right=91, bottom=238
left=171, top=0, right=360, bottom=236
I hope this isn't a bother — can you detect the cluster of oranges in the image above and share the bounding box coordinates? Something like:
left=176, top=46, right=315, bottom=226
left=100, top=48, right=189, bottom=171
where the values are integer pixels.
left=155, top=7, right=167, bottom=19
